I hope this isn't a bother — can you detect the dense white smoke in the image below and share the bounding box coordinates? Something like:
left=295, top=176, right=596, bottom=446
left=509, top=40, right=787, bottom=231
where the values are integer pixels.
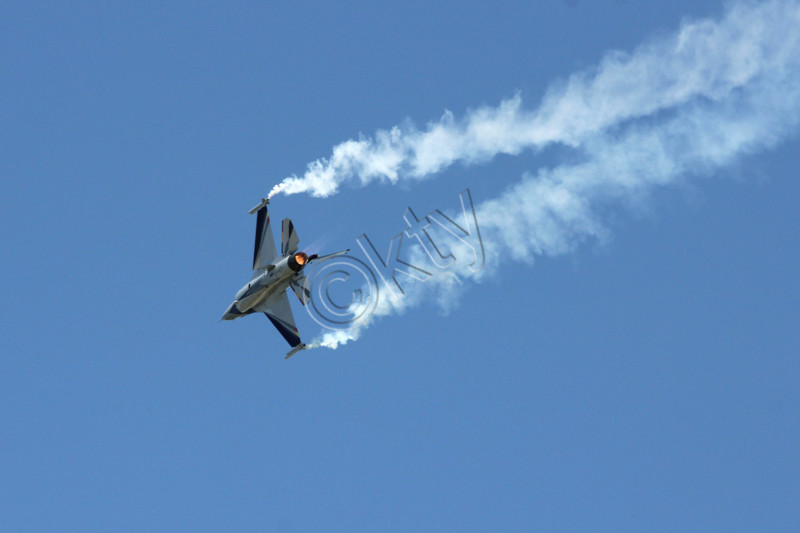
left=270, top=0, right=800, bottom=201
left=296, top=0, right=800, bottom=349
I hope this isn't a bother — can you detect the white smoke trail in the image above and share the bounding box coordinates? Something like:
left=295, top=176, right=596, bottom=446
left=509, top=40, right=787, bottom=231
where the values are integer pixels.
left=307, top=262, right=473, bottom=350
left=269, top=0, right=800, bottom=200
left=301, top=0, right=800, bottom=349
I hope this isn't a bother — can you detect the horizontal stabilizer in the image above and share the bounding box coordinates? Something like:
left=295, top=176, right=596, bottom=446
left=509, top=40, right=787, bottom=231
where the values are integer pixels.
left=308, top=249, right=350, bottom=265
left=291, top=278, right=311, bottom=305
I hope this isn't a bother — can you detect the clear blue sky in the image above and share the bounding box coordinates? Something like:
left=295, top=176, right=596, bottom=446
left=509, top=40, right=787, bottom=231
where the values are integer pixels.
left=2, top=1, right=798, bottom=531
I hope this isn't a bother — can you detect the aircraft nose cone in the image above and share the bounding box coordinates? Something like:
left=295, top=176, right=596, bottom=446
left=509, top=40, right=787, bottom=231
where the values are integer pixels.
left=221, top=301, right=241, bottom=320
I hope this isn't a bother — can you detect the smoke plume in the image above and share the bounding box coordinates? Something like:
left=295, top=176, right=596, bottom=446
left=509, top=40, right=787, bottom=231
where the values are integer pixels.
left=295, top=0, right=800, bottom=349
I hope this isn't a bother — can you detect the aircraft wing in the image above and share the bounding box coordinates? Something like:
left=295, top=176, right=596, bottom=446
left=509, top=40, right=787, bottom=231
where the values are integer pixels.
left=252, top=204, right=278, bottom=272
left=254, top=291, right=302, bottom=349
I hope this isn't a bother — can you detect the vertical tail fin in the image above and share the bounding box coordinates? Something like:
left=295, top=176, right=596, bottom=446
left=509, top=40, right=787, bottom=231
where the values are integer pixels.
left=281, top=218, right=300, bottom=257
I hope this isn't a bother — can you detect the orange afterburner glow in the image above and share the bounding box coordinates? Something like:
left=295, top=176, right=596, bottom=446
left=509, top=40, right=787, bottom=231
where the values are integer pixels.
left=294, top=252, right=308, bottom=266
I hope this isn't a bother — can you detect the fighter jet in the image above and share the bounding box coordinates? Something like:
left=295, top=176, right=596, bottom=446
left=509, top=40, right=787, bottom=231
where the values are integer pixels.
left=222, top=198, right=347, bottom=359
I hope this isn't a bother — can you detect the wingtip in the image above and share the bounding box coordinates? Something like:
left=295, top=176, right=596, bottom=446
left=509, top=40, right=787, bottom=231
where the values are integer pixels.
left=248, top=197, right=270, bottom=215
left=284, top=343, right=307, bottom=359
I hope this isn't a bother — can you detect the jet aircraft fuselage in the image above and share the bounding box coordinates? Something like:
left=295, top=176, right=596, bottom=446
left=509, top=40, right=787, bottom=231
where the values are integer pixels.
left=222, top=197, right=346, bottom=359
left=222, top=251, right=308, bottom=320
